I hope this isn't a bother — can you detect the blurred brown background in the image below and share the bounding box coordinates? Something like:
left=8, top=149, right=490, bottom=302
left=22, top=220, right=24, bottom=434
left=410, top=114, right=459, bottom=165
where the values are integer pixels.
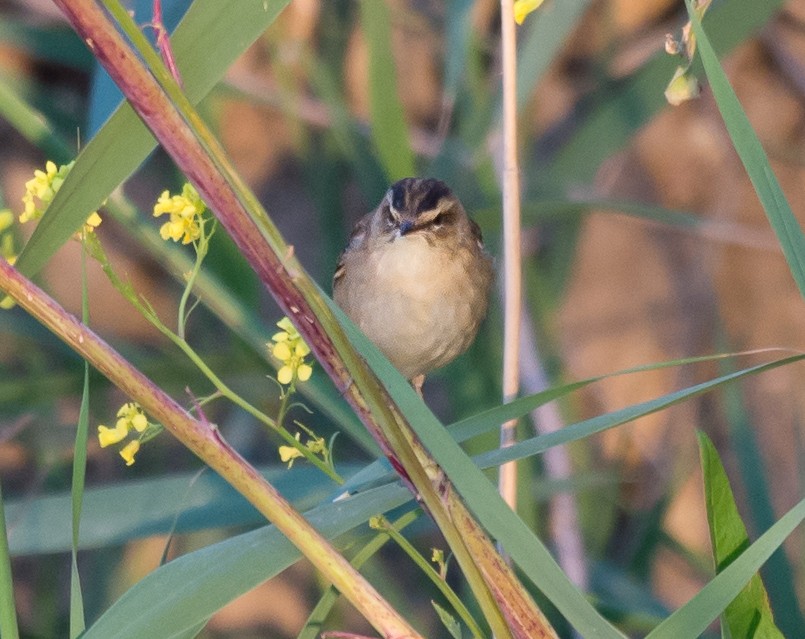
left=1, top=0, right=804, bottom=636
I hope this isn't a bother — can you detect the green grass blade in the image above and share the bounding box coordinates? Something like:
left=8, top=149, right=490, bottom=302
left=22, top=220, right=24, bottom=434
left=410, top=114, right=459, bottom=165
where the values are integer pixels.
left=515, top=0, right=592, bottom=109
left=81, top=483, right=409, bottom=639
left=686, top=0, right=805, bottom=298
left=0, top=481, right=19, bottom=639
left=444, top=0, right=474, bottom=102
left=15, top=0, right=290, bottom=278
left=477, top=355, right=805, bottom=468
left=6, top=464, right=362, bottom=556
left=697, top=432, right=784, bottom=638
left=0, top=72, right=75, bottom=160
left=718, top=347, right=805, bottom=635
left=646, top=497, right=805, bottom=638
left=69, top=365, right=89, bottom=638
left=357, top=0, right=416, bottom=180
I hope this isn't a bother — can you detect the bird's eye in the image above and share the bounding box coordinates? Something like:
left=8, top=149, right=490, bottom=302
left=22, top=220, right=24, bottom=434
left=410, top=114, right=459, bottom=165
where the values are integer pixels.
left=431, top=211, right=451, bottom=228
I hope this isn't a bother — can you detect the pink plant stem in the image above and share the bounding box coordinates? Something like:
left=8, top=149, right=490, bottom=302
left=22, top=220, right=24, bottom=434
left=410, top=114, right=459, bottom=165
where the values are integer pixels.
left=0, top=258, right=421, bottom=639
left=152, top=0, right=182, bottom=86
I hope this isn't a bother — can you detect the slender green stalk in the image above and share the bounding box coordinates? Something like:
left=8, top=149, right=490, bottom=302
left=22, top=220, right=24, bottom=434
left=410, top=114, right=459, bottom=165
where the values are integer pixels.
left=0, top=259, right=421, bottom=639
left=373, top=515, right=486, bottom=639
left=0, top=480, right=19, bottom=639
left=69, top=239, right=90, bottom=638
left=84, top=235, right=341, bottom=482
left=299, top=510, right=421, bottom=639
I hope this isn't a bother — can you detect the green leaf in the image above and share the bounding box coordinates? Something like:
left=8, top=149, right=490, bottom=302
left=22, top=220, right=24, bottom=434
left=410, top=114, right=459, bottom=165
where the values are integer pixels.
left=514, top=0, right=592, bottom=110
left=357, top=0, right=415, bottom=181
left=476, top=355, right=805, bottom=469
left=15, top=0, right=291, bottom=279
left=0, top=481, right=20, bottom=639
left=432, top=600, right=463, bottom=639
left=69, top=365, right=90, bottom=637
left=685, top=0, right=805, bottom=299
left=646, top=497, right=805, bottom=638
left=718, top=351, right=804, bottom=633
left=81, top=483, right=410, bottom=639
left=697, top=432, right=784, bottom=639
left=326, top=297, right=625, bottom=639
left=6, top=464, right=360, bottom=556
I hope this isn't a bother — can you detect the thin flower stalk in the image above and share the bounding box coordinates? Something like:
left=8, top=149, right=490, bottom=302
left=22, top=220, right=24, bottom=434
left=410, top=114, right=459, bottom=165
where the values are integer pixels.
left=370, top=515, right=486, bottom=639
left=83, top=234, right=340, bottom=482
left=0, top=258, right=420, bottom=639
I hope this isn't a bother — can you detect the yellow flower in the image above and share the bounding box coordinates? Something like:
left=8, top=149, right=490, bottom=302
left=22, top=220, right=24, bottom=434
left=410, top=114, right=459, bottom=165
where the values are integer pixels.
left=513, top=0, right=545, bottom=24
left=305, top=435, right=326, bottom=455
left=97, top=402, right=150, bottom=461
left=97, top=422, right=129, bottom=447
left=120, top=440, right=140, bottom=466
left=116, top=402, right=148, bottom=432
left=279, top=433, right=304, bottom=467
left=20, top=161, right=100, bottom=228
left=153, top=183, right=206, bottom=244
left=270, top=317, right=313, bottom=384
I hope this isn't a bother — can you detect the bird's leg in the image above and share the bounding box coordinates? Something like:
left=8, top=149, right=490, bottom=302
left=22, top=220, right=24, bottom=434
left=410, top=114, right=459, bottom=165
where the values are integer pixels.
left=411, top=374, right=425, bottom=398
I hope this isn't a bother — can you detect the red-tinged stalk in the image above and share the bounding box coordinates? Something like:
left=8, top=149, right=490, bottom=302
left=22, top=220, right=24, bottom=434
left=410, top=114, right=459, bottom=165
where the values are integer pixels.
left=0, top=258, right=421, bottom=639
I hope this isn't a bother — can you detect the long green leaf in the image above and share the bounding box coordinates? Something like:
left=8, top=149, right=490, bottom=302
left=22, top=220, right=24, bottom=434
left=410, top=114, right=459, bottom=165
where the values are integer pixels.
left=328, top=298, right=625, bottom=639
left=718, top=350, right=804, bottom=634
left=646, top=497, right=805, bottom=638
left=697, top=432, right=784, bottom=638
left=686, top=0, right=805, bottom=298
left=81, top=483, right=409, bottom=639
left=16, top=0, right=290, bottom=278
left=0, top=481, right=19, bottom=639
left=476, top=355, right=805, bottom=469
left=357, top=0, right=416, bottom=180
left=69, top=365, right=89, bottom=638
left=6, top=464, right=360, bottom=556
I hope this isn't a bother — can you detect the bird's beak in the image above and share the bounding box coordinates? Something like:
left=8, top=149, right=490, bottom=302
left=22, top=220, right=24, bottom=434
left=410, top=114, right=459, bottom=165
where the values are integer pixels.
left=398, top=219, right=414, bottom=236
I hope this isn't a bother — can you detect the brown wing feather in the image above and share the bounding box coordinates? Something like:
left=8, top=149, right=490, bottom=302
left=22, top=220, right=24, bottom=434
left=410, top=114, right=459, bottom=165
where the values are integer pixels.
left=333, top=212, right=372, bottom=288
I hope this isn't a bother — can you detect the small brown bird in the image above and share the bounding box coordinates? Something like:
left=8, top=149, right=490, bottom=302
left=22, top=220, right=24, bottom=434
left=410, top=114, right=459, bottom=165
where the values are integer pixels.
left=333, top=177, right=494, bottom=393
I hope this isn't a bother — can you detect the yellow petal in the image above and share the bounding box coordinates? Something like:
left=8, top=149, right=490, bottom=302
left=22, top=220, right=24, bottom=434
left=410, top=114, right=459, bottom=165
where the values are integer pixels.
left=131, top=413, right=148, bottom=432
left=273, top=342, right=292, bottom=361
left=297, top=363, right=313, bottom=382
left=98, top=424, right=128, bottom=447
left=277, top=365, right=293, bottom=385
left=276, top=317, right=294, bottom=332
left=85, top=212, right=102, bottom=229
left=513, top=0, right=545, bottom=24
left=120, top=440, right=140, bottom=466
left=279, top=445, right=304, bottom=463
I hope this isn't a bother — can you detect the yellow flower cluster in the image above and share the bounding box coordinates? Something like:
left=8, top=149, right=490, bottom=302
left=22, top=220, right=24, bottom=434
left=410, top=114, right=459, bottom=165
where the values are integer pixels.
left=97, top=402, right=149, bottom=466
left=270, top=317, right=313, bottom=385
left=153, top=183, right=206, bottom=244
left=21, top=160, right=101, bottom=232
left=513, top=0, right=545, bottom=24
left=278, top=431, right=326, bottom=468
